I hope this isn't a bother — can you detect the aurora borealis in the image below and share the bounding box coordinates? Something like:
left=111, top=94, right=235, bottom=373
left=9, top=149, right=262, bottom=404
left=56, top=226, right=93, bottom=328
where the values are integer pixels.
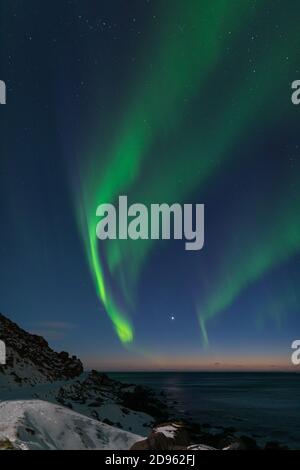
left=75, top=1, right=256, bottom=345
left=0, top=0, right=300, bottom=370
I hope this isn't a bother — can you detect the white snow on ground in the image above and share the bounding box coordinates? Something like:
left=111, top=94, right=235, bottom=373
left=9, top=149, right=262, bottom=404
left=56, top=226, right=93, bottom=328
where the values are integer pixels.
left=188, top=444, right=217, bottom=450
left=154, top=424, right=180, bottom=438
left=83, top=402, right=152, bottom=436
left=0, top=400, right=143, bottom=450
left=0, top=374, right=154, bottom=437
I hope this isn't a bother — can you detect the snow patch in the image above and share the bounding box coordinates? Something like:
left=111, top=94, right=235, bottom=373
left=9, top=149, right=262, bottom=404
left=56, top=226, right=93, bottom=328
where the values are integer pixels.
left=0, top=400, right=143, bottom=450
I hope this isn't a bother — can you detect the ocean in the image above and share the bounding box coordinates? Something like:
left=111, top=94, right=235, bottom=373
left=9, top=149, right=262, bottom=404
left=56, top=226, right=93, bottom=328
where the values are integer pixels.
left=108, top=372, right=300, bottom=449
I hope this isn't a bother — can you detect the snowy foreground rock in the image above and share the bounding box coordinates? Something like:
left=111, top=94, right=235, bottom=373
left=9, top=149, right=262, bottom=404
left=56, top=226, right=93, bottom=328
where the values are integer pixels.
left=0, top=313, right=162, bottom=437
left=0, top=401, right=220, bottom=451
left=0, top=400, right=142, bottom=450
left=130, top=423, right=217, bottom=450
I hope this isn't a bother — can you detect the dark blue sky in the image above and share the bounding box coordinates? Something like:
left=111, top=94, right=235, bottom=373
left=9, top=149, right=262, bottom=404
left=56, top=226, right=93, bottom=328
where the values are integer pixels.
left=0, top=1, right=299, bottom=370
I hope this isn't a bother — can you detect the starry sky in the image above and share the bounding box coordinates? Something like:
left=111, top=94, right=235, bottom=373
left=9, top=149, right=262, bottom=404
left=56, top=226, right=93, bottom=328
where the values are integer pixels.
left=0, top=0, right=300, bottom=371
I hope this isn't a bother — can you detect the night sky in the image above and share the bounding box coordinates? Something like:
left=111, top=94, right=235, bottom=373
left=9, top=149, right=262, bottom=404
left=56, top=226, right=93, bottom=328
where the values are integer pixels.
left=0, top=0, right=300, bottom=370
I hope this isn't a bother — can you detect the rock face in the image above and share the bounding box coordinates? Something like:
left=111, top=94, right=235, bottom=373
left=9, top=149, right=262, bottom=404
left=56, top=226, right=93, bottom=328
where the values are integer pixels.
left=0, top=313, right=165, bottom=437
left=0, top=313, right=288, bottom=451
left=131, top=423, right=193, bottom=450
left=0, top=313, right=83, bottom=386
left=55, top=369, right=118, bottom=406
left=130, top=423, right=277, bottom=451
left=52, top=370, right=163, bottom=435
left=121, top=385, right=169, bottom=420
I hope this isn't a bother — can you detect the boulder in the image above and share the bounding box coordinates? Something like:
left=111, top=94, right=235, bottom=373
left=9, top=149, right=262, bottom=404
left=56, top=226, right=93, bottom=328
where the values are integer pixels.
left=131, top=422, right=190, bottom=450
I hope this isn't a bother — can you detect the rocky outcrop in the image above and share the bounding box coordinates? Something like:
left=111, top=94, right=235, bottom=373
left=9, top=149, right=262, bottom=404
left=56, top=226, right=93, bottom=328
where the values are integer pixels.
left=0, top=313, right=290, bottom=450
left=52, top=369, right=167, bottom=435
left=131, top=423, right=192, bottom=450
left=0, top=439, right=16, bottom=450
left=0, top=313, right=83, bottom=386
left=55, top=370, right=121, bottom=407
left=0, top=313, right=168, bottom=437
left=121, top=385, right=169, bottom=420
left=130, top=422, right=289, bottom=451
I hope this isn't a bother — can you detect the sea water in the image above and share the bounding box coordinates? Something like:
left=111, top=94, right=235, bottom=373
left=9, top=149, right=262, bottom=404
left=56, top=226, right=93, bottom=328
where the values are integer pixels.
left=108, top=372, right=300, bottom=449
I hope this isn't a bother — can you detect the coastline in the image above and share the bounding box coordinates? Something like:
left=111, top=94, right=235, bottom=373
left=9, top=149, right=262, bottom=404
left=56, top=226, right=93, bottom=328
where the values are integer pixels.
left=108, top=371, right=300, bottom=450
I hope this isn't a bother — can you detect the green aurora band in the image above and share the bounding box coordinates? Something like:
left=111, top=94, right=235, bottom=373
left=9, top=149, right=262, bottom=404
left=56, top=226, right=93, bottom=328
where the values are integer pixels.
left=76, top=0, right=300, bottom=346
left=198, top=172, right=300, bottom=345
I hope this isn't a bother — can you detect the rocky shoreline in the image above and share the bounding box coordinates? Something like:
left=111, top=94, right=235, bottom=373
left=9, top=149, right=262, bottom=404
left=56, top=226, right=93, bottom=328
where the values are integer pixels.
left=127, top=384, right=290, bottom=450
left=100, top=378, right=290, bottom=450
left=0, top=312, right=291, bottom=450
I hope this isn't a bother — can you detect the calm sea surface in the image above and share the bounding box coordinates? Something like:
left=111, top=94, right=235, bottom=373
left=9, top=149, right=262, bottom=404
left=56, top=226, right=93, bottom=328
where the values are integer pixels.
left=108, top=372, right=300, bottom=448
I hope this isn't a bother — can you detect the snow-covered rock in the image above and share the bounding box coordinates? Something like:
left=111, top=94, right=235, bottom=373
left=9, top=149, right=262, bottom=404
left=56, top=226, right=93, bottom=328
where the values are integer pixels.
left=0, top=400, right=142, bottom=450
left=188, top=444, right=217, bottom=450
left=130, top=422, right=190, bottom=450
left=0, top=313, right=168, bottom=440
left=0, top=313, right=83, bottom=388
